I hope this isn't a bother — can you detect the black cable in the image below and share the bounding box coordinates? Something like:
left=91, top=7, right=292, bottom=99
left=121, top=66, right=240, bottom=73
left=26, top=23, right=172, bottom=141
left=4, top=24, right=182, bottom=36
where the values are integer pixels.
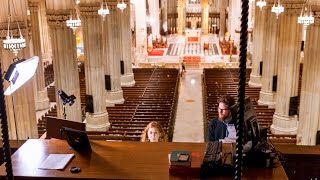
left=0, top=62, right=14, bottom=180
left=235, top=0, right=249, bottom=179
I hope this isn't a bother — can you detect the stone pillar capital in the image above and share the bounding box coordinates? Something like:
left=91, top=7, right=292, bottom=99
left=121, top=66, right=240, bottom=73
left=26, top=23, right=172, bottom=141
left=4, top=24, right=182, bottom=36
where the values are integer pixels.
left=78, top=3, right=101, bottom=17
left=28, top=1, right=40, bottom=11
left=0, top=26, right=29, bottom=39
left=313, top=11, right=320, bottom=25
left=46, top=10, right=71, bottom=28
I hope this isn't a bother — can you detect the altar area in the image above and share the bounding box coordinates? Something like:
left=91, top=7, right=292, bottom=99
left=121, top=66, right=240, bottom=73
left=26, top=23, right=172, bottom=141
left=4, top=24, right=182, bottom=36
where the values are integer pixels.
left=143, top=34, right=240, bottom=69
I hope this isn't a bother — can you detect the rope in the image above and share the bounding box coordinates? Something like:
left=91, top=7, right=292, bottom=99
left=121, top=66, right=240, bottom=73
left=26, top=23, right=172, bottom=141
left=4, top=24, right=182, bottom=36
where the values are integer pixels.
left=0, top=62, right=14, bottom=180
left=234, top=0, right=249, bottom=180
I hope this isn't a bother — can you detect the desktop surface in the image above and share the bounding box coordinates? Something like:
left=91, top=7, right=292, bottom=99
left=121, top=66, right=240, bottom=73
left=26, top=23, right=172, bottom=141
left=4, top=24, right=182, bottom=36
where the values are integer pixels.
left=0, top=139, right=288, bottom=179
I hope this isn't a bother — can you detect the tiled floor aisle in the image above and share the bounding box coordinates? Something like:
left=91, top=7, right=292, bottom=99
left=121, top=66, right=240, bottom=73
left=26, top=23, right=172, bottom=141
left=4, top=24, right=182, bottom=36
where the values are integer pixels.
left=172, top=69, right=204, bottom=142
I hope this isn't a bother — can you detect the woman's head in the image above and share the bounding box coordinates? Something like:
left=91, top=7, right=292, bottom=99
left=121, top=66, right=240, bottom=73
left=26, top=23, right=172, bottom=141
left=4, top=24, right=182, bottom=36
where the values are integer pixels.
left=141, top=121, right=166, bottom=142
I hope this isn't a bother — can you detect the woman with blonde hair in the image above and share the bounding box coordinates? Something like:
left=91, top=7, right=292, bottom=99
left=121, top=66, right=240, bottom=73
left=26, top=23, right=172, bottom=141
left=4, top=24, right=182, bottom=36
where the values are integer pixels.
left=140, top=121, right=167, bottom=142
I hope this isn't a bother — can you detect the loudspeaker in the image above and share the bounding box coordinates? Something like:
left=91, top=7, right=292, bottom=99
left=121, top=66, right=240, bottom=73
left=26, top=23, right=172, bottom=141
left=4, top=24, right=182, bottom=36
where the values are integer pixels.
left=259, top=61, right=263, bottom=76
left=272, top=75, right=277, bottom=92
left=316, top=131, right=320, bottom=145
left=105, top=75, right=111, bottom=90
left=120, top=60, right=124, bottom=75
left=85, top=95, right=94, bottom=113
left=289, top=96, right=299, bottom=116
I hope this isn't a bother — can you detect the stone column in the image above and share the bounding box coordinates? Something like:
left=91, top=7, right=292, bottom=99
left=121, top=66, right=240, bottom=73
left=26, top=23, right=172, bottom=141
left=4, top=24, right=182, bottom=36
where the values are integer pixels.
left=120, top=5, right=135, bottom=87
left=29, top=0, right=50, bottom=111
left=297, top=19, right=320, bottom=145
left=248, top=3, right=266, bottom=87
left=228, top=0, right=241, bottom=43
left=201, top=0, right=209, bottom=35
left=258, top=4, right=279, bottom=108
left=46, top=0, right=82, bottom=122
left=161, top=0, right=168, bottom=34
left=177, top=0, right=185, bottom=35
left=271, top=3, right=302, bottom=135
left=79, top=2, right=109, bottom=131
left=148, top=0, right=160, bottom=38
left=135, top=0, right=147, bottom=62
left=104, top=3, right=124, bottom=106
left=39, top=0, right=52, bottom=65
left=0, top=1, right=38, bottom=140
left=219, top=0, right=227, bottom=37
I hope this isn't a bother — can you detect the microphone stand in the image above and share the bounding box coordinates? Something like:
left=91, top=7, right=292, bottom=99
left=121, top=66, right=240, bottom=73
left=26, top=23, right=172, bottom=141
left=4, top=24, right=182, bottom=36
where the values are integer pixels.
left=63, top=104, right=67, bottom=119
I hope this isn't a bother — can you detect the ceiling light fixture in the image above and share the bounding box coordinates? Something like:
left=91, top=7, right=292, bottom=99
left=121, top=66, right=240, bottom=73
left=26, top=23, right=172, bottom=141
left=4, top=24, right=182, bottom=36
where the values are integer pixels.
left=98, top=1, right=110, bottom=20
left=117, top=0, right=127, bottom=12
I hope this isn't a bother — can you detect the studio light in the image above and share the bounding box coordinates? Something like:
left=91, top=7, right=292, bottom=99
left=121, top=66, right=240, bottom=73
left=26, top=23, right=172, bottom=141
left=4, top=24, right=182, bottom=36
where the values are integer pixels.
left=4, top=56, right=39, bottom=96
left=57, top=90, right=76, bottom=106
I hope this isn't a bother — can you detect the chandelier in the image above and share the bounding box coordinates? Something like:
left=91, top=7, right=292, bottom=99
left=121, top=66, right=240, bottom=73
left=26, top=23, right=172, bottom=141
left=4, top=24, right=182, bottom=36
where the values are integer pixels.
left=271, top=0, right=284, bottom=19
left=298, top=0, right=314, bottom=28
left=256, top=0, right=266, bottom=10
left=3, top=0, right=26, bottom=56
left=98, top=1, right=110, bottom=20
left=130, top=0, right=136, bottom=4
left=66, top=0, right=81, bottom=33
left=117, top=0, right=127, bottom=12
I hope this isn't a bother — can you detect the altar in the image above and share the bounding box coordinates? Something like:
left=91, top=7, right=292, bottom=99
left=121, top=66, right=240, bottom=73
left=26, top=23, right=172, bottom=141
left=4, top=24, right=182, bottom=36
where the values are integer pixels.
left=185, top=28, right=201, bottom=43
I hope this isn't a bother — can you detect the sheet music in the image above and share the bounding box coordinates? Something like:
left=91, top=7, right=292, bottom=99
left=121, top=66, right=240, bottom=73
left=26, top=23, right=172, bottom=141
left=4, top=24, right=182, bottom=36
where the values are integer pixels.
left=38, top=154, right=74, bottom=170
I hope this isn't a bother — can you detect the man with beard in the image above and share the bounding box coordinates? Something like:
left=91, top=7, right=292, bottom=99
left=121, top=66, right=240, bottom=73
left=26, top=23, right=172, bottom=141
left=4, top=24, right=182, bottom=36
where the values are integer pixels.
left=208, top=95, right=236, bottom=141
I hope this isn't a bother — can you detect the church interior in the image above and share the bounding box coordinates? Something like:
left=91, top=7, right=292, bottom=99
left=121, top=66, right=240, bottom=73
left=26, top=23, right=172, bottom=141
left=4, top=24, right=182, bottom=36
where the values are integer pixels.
left=0, top=0, right=319, bottom=179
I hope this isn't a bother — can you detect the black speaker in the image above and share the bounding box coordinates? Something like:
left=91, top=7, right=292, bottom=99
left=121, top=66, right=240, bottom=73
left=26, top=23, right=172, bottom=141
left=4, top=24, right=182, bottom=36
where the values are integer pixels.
left=316, top=131, right=320, bottom=145
left=272, top=75, right=277, bottom=92
left=105, top=75, right=111, bottom=90
left=85, top=95, right=94, bottom=113
left=259, top=61, right=263, bottom=76
left=120, top=60, right=124, bottom=75
left=289, top=96, right=299, bottom=116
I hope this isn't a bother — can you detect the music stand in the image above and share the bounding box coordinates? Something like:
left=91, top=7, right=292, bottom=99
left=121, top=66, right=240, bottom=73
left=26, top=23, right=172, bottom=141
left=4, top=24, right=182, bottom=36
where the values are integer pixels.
left=62, top=127, right=91, bottom=152
left=46, top=116, right=86, bottom=140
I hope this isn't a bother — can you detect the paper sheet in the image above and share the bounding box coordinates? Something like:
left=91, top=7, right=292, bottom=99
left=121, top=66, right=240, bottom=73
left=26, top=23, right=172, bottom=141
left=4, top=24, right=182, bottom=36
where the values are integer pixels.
left=38, top=154, right=75, bottom=170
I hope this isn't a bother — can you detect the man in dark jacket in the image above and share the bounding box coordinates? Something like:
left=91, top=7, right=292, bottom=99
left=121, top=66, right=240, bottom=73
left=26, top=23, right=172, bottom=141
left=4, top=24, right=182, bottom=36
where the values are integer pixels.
left=208, top=95, right=236, bottom=141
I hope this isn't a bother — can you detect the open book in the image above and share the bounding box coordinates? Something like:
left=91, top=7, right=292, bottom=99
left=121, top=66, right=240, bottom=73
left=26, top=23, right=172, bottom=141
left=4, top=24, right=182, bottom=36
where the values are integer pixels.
left=38, top=154, right=75, bottom=170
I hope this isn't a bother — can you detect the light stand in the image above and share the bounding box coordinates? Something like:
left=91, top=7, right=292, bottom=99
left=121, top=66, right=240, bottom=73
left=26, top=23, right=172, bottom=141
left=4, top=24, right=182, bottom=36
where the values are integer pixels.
left=0, top=56, right=39, bottom=180
left=63, top=105, right=67, bottom=119
left=11, top=95, right=20, bottom=147
left=57, top=90, right=76, bottom=120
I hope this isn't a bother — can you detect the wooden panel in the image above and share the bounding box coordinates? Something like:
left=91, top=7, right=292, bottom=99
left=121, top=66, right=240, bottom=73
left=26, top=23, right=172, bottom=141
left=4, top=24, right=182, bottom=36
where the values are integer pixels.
left=0, top=139, right=288, bottom=179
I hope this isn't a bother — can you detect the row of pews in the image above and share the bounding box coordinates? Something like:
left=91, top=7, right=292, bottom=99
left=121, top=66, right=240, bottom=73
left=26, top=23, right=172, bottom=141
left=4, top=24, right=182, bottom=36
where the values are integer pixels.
left=203, top=68, right=297, bottom=144
left=44, top=64, right=54, bottom=87
left=38, top=68, right=179, bottom=141
left=87, top=68, right=179, bottom=141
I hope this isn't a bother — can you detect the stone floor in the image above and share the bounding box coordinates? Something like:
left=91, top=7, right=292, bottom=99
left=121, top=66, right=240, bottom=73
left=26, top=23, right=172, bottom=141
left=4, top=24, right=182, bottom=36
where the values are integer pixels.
left=172, top=69, right=205, bottom=142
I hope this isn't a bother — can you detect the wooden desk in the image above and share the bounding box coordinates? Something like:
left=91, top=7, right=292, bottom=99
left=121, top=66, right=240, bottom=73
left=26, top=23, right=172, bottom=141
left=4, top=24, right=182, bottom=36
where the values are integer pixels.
left=0, top=139, right=288, bottom=179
